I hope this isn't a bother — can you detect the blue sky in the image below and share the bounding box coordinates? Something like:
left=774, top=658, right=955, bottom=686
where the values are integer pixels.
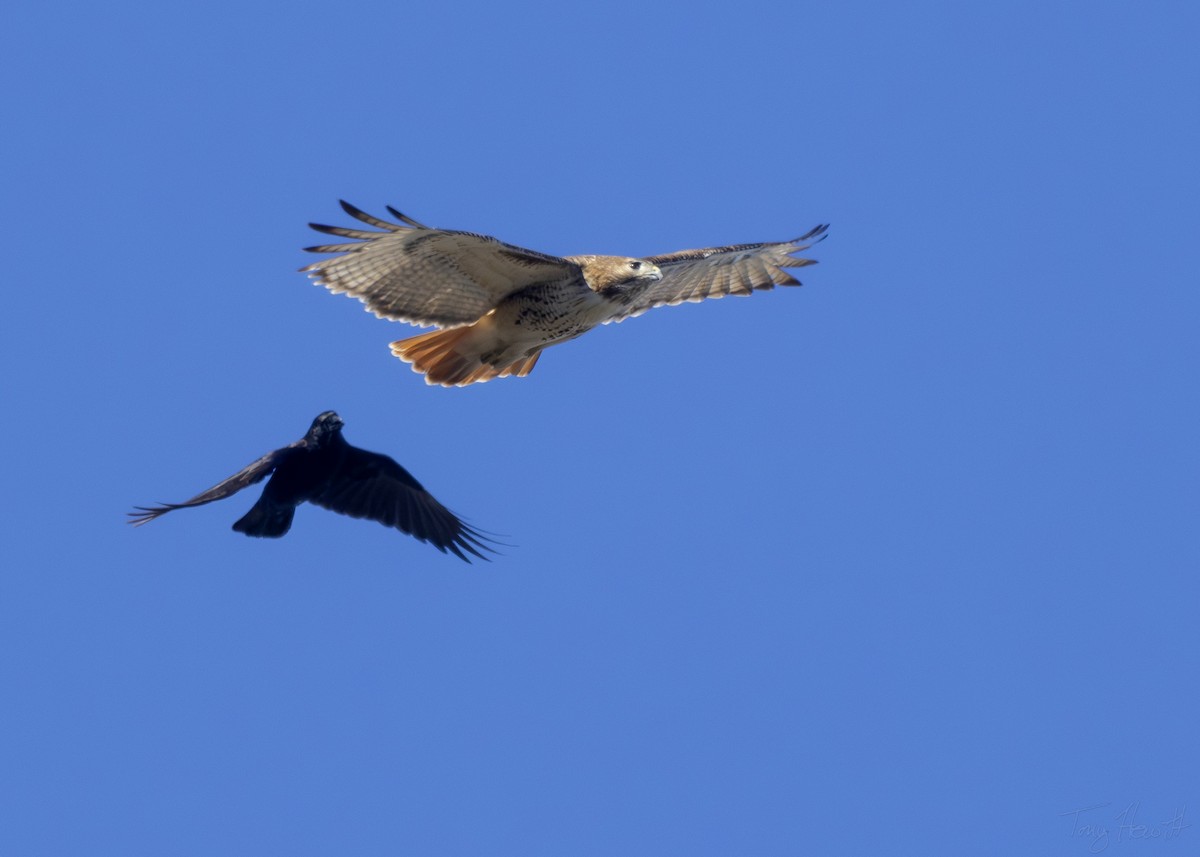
left=3, top=2, right=1198, bottom=855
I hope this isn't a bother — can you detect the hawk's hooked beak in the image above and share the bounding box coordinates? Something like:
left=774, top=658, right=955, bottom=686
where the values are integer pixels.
left=646, top=265, right=663, bottom=282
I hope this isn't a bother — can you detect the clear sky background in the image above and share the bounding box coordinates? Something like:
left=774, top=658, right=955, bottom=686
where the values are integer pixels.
left=3, top=2, right=1197, bottom=855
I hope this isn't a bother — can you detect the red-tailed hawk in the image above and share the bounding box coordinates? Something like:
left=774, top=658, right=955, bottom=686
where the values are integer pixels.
left=301, top=202, right=828, bottom=386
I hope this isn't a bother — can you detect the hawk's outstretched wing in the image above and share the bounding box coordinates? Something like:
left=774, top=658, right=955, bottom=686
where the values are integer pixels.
left=610, top=224, right=829, bottom=322
left=301, top=201, right=583, bottom=328
left=309, top=446, right=495, bottom=562
left=127, top=444, right=302, bottom=526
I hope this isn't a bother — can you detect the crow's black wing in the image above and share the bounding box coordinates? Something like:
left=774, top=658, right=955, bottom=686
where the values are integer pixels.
left=310, top=445, right=496, bottom=562
left=128, top=442, right=303, bottom=526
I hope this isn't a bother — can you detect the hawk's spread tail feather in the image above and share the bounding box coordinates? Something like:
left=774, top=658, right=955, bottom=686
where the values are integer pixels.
left=391, top=328, right=542, bottom=387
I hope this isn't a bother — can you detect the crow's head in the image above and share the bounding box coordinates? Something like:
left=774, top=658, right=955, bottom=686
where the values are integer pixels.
left=307, top=411, right=345, bottom=446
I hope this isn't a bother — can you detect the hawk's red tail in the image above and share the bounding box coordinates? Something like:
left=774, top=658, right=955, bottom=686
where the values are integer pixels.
left=390, top=328, right=542, bottom=387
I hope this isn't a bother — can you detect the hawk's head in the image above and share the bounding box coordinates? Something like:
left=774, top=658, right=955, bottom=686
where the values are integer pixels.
left=577, top=256, right=663, bottom=301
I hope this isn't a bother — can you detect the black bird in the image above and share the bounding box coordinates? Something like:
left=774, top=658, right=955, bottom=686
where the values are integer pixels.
left=129, top=411, right=495, bottom=562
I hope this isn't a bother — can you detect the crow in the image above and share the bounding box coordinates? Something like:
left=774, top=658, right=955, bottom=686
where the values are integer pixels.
left=129, top=411, right=495, bottom=562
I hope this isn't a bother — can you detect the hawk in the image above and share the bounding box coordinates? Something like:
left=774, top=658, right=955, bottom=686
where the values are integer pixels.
left=301, top=201, right=828, bottom=386
left=128, top=411, right=495, bottom=562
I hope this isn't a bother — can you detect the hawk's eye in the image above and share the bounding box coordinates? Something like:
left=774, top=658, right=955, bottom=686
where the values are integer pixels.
left=630, top=261, right=641, bottom=270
